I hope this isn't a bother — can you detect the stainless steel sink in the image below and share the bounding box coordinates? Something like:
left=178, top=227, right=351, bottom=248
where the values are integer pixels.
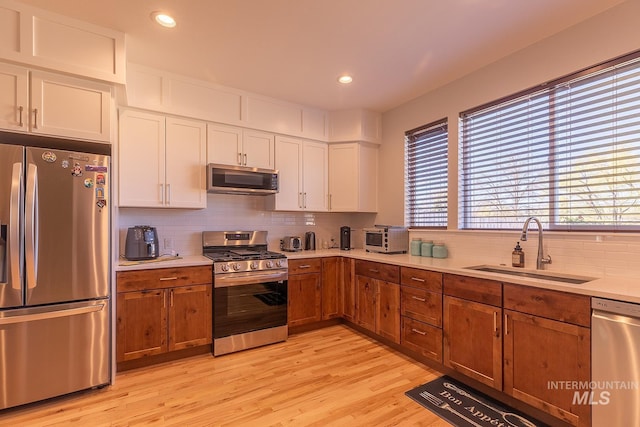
left=464, top=265, right=596, bottom=284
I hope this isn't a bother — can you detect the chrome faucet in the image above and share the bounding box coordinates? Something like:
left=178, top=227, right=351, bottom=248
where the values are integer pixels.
left=520, top=216, right=552, bottom=269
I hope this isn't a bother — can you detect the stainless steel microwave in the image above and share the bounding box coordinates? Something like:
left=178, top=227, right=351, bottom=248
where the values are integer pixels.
left=364, top=226, right=408, bottom=254
left=207, top=163, right=279, bottom=195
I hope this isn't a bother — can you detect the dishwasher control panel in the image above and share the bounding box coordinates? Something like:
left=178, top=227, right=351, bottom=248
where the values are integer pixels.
left=592, top=297, right=640, bottom=317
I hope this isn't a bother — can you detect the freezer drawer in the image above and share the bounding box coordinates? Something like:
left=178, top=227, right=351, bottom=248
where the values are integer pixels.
left=0, top=299, right=111, bottom=410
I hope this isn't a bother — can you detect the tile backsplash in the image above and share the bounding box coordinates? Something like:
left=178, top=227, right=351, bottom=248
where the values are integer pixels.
left=118, top=194, right=376, bottom=257
left=410, top=229, right=640, bottom=279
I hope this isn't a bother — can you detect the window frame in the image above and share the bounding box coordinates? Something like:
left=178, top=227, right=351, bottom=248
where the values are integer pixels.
left=405, top=118, right=449, bottom=229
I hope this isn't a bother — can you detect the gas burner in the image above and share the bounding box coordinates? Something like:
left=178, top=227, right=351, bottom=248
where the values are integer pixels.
left=202, top=230, right=288, bottom=274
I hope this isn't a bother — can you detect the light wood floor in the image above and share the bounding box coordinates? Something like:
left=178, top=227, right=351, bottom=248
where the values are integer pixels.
left=0, top=325, right=451, bottom=427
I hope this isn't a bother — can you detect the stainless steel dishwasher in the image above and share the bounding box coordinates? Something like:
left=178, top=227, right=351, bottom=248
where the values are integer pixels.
left=592, top=298, right=640, bottom=426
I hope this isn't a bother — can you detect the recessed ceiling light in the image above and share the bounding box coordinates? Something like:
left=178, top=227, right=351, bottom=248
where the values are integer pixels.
left=338, top=75, right=353, bottom=84
left=151, top=12, right=176, bottom=28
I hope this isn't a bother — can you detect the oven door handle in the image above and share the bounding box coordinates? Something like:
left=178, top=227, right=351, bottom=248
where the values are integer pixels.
left=215, top=270, right=288, bottom=287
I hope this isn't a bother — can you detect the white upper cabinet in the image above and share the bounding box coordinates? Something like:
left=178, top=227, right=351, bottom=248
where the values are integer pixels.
left=241, top=129, right=275, bottom=169
left=0, top=63, right=111, bottom=142
left=0, top=63, right=28, bottom=131
left=207, top=123, right=275, bottom=169
left=328, top=142, right=378, bottom=212
left=119, top=110, right=206, bottom=209
left=267, top=136, right=327, bottom=212
left=0, top=0, right=125, bottom=83
left=30, top=71, right=111, bottom=142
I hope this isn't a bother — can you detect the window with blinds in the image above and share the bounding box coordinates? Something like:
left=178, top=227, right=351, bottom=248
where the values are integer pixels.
left=405, top=119, right=448, bottom=228
left=460, top=51, right=640, bottom=231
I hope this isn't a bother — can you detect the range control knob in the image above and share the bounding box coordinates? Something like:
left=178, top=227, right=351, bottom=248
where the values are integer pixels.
left=265, top=261, right=273, bottom=268
left=220, top=264, right=230, bottom=272
left=250, top=261, right=259, bottom=270
left=232, top=263, right=241, bottom=271
left=276, top=259, right=284, bottom=268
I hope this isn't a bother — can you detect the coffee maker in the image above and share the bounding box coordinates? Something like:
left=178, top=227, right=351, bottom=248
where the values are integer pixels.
left=340, top=226, right=351, bottom=250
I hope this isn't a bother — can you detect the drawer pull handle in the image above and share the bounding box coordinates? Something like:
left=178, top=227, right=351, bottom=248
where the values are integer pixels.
left=369, top=269, right=379, bottom=273
left=299, top=265, right=311, bottom=269
left=411, top=296, right=426, bottom=302
left=411, top=328, right=427, bottom=336
left=410, top=277, right=425, bottom=282
left=159, top=276, right=178, bottom=281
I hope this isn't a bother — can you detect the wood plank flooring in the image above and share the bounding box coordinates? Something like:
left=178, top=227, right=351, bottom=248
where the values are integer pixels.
left=0, top=325, right=450, bottom=426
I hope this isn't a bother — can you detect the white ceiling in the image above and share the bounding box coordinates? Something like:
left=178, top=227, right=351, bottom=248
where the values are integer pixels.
left=19, top=0, right=624, bottom=112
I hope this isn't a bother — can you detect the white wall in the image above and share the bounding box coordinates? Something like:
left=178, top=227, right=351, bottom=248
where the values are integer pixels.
left=118, top=195, right=375, bottom=257
left=379, top=0, right=640, bottom=278
left=379, top=0, right=640, bottom=226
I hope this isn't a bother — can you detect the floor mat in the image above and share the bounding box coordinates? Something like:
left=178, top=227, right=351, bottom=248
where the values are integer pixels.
left=406, top=375, right=548, bottom=427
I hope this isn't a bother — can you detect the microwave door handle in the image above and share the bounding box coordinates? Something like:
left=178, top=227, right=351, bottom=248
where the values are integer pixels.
left=9, top=163, right=22, bottom=290
left=25, top=163, right=38, bottom=290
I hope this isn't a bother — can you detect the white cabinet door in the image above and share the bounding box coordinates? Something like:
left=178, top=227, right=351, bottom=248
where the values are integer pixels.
left=302, top=141, right=328, bottom=211
left=273, top=136, right=303, bottom=210
left=30, top=71, right=111, bottom=142
left=118, top=110, right=166, bottom=207
left=206, top=123, right=243, bottom=166
left=119, top=111, right=207, bottom=209
left=242, top=129, right=274, bottom=169
left=0, top=63, right=28, bottom=131
left=166, top=117, right=207, bottom=208
left=329, top=142, right=378, bottom=212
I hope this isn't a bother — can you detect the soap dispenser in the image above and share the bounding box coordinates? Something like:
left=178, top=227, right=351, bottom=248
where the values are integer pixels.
left=512, top=242, right=525, bottom=267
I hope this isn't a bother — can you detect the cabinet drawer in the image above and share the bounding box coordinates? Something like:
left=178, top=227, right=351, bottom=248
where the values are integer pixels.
left=401, top=267, right=442, bottom=292
left=116, top=266, right=212, bottom=292
left=355, top=260, right=399, bottom=283
left=503, top=283, right=591, bottom=327
left=289, top=258, right=322, bottom=274
left=401, top=316, right=442, bottom=363
left=443, top=274, right=502, bottom=307
left=401, top=286, right=442, bottom=327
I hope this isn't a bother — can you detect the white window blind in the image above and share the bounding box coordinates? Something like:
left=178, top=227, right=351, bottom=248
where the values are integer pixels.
left=460, top=52, right=640, bottom=231
left=405, top=119, right=448, bottom=227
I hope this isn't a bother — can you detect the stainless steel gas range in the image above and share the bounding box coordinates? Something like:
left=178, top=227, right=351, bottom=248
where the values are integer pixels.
left=203, top=231, right=288, bottom=356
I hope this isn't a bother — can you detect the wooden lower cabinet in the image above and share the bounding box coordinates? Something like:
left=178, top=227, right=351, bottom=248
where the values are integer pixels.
left=443, top=295, right=502, bottom=390
left=401, top=316, right=442, bottom=362
left=400, top=267, right=443, bottom=362
left=117, top=284, right=212, bottom=362
left=503, top=283, right=592, bottom=427
left=117, top=289, right=167, bottom=360
left=288, top=267, right=322, bottom=327
left=355, top=274, right=377, bottom=331
left=288, top=257, right=341, bottom=327
left=116, top=266, right=213, bottom=366
left=504, top=310, right=591, bottom=427
left=321, top=257, right=340, bottom=320
left=340, top=258, right=356, bottom=321
left=376, top=279, right=400, bottom=343
left=354, top=261, right=400, bottom=344
left=169, top=285, right=213, bottom=351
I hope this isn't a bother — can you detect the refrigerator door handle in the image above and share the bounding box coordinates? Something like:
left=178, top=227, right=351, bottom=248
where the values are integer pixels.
left=9, top=163, right=22, bottom=290
left=25, top=163, right=38, bottom=290
left=0, top=303, right=105, bottom=325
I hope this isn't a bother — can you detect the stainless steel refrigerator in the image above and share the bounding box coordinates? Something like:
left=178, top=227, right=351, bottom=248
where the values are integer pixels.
left=0, top=136, right=111, bottom=410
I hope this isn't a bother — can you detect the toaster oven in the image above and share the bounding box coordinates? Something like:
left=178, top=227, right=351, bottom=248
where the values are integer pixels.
left=364, top=226, right=408, bottom=254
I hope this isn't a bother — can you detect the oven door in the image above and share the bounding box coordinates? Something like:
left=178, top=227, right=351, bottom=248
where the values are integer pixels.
left=213, top=270, right=287, bottom=340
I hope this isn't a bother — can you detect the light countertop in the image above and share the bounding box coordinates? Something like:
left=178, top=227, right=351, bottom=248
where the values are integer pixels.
left=116, top=249, right=640, bottom=304
left=116, top=255, right=212, bottom=271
